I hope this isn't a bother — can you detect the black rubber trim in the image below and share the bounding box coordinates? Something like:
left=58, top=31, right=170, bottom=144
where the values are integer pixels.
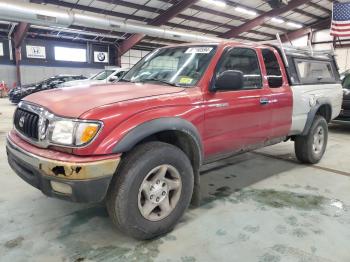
left=302, top=99, right=332, bottom=136
left=112, top=117, right=203, bottom=164
left=6, top=146, right=112, bottom=203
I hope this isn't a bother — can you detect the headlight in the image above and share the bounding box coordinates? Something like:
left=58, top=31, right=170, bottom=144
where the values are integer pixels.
left=50, top=119, right=101, bottom=146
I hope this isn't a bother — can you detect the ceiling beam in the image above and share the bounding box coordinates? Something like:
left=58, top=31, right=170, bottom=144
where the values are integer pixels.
left=307, top=2, right=331, bottom=15
left=13, top=22, right=30, bottom=48
left=33, top=0, right=272, bottom=42
left=220, top=0, right=311, bottom=39
left=281, top=17, right=331, bottom=42
left=100, top=0, right=278, bottom=38
left=228, top=2, right=322, bottom=19
left=118, top=0, right=198, bottom=55
left=294, top=8, right=325, bottom=20
left=127, top=0, right=327, bottom=36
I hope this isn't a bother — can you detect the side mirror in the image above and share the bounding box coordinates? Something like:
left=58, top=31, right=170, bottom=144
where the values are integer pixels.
left=267, top=76, right=283, bottom=88
left=108, top=76, right=118, bottom=82
left=214, top=70, right=244, bottom=91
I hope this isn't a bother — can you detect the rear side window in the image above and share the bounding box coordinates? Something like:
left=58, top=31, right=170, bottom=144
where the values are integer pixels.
left=262, top=49, right=282, bottom=77
left=217, top=48, right=262, bottom=89
left=294, top=59, right=335, bottom=84
left=262, top=49, right=283, bottom=88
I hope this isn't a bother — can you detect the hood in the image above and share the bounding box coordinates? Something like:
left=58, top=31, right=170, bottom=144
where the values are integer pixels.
left=63, top=79, right=104, bottom=87
left=24, top=82, right=185, bottom=118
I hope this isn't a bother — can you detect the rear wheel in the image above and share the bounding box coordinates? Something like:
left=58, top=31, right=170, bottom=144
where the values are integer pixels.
left=294, top=115, right=328, bottom=164
left=106, top=141, right=194, bottom=240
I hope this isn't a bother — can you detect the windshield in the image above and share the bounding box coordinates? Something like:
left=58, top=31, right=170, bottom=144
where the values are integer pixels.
left=92, top=70, right=115, bottom=80
left=122, top=46, right=217, bottom=87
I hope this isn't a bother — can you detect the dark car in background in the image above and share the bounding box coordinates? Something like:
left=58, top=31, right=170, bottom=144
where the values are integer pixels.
left=337, top=72, right=350, bottom=121
left=8, top=75, right=87, bottom=104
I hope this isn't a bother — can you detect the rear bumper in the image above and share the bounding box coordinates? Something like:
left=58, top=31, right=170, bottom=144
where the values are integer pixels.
left=6, top=135, right=120, bottom=203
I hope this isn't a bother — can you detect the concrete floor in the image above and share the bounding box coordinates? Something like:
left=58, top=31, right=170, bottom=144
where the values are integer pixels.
left=1, top=97, right=350, bottom=262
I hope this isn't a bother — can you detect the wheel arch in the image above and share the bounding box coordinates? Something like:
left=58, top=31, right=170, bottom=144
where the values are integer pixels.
left=302, top=99, right=332, bottom=136
left=112, top=117, right=203, bottom=205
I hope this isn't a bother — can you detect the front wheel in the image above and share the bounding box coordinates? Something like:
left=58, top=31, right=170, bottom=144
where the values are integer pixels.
left=106, top=142, right=194, bottom=240
left=294, top=115, right=328, bottom=164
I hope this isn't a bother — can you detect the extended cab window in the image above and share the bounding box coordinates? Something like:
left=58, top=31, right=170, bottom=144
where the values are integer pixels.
left=295, top=59, right=335, bottom=84
left=216, top=48, right=262, bottom=89
left=262, top=48, right=283, bottom=88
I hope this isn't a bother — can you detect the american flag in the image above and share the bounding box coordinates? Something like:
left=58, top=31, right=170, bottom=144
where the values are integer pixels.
left=331, top=1, right=350, bottom=37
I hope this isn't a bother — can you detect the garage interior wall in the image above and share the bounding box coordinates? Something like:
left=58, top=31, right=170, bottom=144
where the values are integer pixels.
left=21, top=66, right=101, bottom=84
left=0, top=37, right=139, bottom=86
left=0, top=49, right=149, bottom=86
left=121, top=49, right=150, bottom=69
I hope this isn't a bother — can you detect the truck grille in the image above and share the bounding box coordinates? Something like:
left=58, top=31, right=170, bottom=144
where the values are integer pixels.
left=14, top=108, right=39, bottom=140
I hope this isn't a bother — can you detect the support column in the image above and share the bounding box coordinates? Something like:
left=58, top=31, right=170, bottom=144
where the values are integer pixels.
left=12, top=23, right=30, bottom=86
left=115, top=47, right=122, bottom=67
left=15, top=47, right=22, bottom=87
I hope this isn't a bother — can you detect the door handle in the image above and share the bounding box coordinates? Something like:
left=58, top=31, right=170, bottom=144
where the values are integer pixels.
left=260, top=98, right=269, bottom=105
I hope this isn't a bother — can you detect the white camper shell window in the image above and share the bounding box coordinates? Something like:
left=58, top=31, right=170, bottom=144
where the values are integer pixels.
left=294, top=59, right=335, bottom=84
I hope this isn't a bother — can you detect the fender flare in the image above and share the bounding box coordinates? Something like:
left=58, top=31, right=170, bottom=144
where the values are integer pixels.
left=302, top=98, right=332, bottom=136
left=112, top=117, right=204, bottom=165
left=112, top=117, right=203, bottom=206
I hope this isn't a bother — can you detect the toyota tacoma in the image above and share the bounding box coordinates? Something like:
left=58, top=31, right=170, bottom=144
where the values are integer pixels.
left=7, top=42, right=343, bottom=239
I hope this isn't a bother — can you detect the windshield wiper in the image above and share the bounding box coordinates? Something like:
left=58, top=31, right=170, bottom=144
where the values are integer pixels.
left=139, top=78, right=179, bottom=86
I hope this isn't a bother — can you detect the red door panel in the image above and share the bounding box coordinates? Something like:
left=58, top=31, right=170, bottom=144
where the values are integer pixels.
left=203, top=88, right=273, bottom=157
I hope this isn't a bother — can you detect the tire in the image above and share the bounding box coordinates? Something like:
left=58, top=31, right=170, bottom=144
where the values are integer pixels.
left=106, top=141, right=194, bottom=240
left=294, top=115, right=328, bottom=164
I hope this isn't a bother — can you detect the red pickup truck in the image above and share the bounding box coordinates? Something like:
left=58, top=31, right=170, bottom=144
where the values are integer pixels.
left=7, top=42, right=342, bottom=239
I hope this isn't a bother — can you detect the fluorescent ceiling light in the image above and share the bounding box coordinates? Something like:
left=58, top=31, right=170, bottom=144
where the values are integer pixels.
left=271, top=17, right=284, bottom=24
left=201, top=0, right=226, bottom=8
left=286, top=22, right=303, bottom=28
left=235, top=6, right=257, bottom=16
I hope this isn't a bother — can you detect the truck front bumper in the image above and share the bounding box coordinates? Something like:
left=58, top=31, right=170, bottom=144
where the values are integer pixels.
left=6, top=134, right=120, bottom=203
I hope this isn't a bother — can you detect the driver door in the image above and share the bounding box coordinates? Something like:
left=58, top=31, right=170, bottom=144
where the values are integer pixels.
left=203, top=47, right=273, bottom=158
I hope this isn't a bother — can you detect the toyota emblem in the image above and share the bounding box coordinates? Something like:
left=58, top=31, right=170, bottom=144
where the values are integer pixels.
left=19, top=116, right=25, bottom=128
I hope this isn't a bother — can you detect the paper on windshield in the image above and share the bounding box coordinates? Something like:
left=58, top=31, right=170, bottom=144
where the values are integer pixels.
left=185, top=47, right=213, bottom=54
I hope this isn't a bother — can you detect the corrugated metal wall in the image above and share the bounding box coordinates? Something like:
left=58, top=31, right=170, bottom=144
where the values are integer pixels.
left=0, top=65, right=101, bottom=86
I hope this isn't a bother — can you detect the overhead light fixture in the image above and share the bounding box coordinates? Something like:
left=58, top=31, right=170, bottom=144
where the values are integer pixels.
left=235, top=6, right=257, bottom=16
left=286, top=22, right=303, bottom=29
left=201, top=0, right=226, bottom=8
left=271, top=17, right=284, bottom=24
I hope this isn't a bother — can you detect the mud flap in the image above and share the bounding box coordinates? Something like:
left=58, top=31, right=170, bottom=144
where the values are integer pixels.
left=190, top=168, right=201, bottom=207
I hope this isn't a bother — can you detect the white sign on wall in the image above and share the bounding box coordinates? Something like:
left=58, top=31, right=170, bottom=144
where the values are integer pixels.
left=94, top=51, right=109, bottom=63
left=0, top=42, right=3, bottom=56
left=26, top=45, right=46, bottom=59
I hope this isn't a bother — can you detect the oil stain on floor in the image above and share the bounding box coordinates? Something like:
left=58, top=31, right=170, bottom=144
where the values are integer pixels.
left=49, top=186, right=349, bottom=262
